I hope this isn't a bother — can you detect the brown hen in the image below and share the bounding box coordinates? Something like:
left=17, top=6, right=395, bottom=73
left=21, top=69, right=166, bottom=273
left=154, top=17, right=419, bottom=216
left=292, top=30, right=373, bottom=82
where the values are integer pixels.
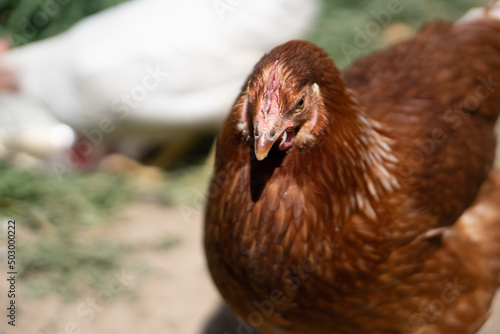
left=205, top=4, right=500, bottom=334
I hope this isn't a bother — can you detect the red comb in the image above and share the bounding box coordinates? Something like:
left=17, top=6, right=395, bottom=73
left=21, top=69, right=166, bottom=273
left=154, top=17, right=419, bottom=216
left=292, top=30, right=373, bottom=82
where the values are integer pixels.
left=262, top=60, right=280, bottom=117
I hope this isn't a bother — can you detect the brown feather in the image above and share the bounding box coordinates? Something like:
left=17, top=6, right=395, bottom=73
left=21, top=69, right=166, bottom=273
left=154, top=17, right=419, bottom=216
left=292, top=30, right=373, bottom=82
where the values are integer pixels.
left=205, top=9, right=500, bottom=334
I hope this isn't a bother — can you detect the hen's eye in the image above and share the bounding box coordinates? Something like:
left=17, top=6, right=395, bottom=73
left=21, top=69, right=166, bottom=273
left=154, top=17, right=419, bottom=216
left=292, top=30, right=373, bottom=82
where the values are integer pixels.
left=296, top=97, right=305, bottom=110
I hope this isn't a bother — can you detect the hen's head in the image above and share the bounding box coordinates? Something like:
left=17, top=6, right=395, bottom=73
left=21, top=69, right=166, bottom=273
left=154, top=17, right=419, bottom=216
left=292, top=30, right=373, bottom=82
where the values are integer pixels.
left=236, top=40, right=342, bottom=161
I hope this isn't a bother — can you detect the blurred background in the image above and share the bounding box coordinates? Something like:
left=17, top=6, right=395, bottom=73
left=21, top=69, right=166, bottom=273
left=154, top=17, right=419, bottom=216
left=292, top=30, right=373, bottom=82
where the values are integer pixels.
left=0, top=0, right=497, bottom=333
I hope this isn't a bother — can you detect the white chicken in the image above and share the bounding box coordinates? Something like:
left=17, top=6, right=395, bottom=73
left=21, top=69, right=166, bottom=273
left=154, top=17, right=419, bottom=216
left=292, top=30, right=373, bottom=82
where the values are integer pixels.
left=0, top=0, right=319, bottom=171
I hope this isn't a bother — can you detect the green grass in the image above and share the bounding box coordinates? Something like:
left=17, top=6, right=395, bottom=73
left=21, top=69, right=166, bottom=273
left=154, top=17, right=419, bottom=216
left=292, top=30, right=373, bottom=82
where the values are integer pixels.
left=20, top=236, right=128, bottom=300
left=153, top=235, right=181, bottom=251
left=0, top=162, right=134, bottom=229
left=0, top=0, right=128, bottom=46
left=0, top=159, right=194, bottom=299
left=307, top=0, right=486, bottom=69
left=0, top=162, right=140, bottom=299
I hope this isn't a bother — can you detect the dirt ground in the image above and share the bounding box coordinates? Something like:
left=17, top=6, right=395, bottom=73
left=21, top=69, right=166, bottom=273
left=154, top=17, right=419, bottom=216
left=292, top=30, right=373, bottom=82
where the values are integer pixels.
left=1, top=201, right=499, bottom=334
left=1, top=202, right=221, bottom=334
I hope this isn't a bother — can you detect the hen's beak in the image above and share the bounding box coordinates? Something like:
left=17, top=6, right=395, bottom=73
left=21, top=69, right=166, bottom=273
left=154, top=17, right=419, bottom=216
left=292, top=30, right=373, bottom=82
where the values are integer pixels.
left=254, top=131, right=279, bottom=161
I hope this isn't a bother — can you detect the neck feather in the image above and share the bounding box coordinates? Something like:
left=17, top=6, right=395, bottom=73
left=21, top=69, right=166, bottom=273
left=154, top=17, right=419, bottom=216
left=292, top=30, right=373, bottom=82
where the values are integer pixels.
left=288, top=87, right=400, bottom=227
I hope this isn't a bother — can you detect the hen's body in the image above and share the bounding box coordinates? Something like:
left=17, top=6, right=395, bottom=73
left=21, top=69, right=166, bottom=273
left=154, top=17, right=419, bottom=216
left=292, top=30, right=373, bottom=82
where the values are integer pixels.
left=205, top=6, right=500, bottom=334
